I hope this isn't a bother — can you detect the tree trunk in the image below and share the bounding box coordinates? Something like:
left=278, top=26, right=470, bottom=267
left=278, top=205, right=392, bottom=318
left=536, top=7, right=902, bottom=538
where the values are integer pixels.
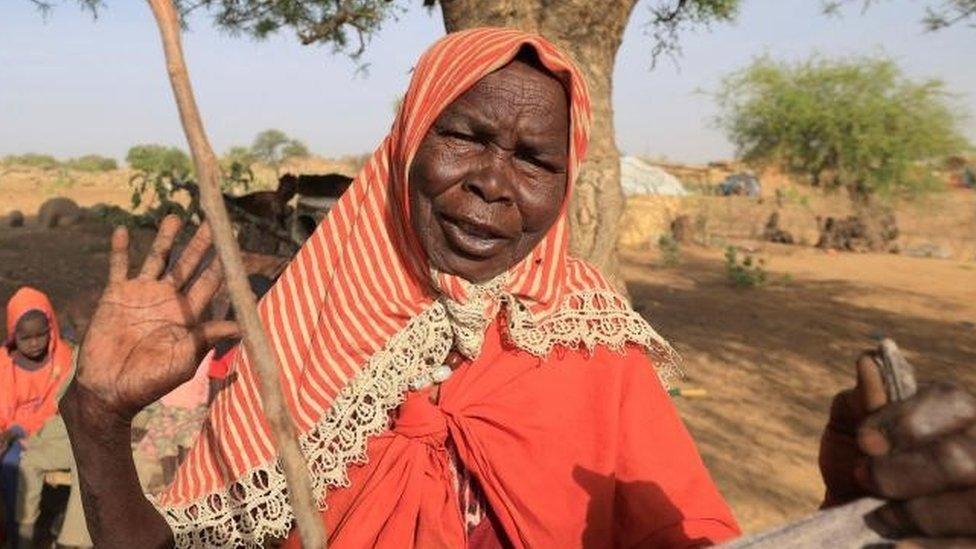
left=438, top=0, right=638, bottom=291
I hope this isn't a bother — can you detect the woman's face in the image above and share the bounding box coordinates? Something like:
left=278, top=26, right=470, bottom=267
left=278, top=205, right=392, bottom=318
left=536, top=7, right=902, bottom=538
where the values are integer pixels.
left=408, top=58, right=570, bottom=283
left=14, top=311, right=50, bottom=361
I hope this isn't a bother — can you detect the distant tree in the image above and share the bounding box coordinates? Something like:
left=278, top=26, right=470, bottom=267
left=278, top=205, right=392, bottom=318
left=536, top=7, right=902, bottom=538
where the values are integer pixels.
left=715, top=55, right=970, bottom=205
left=1, top=153, right=60, bottom=170
left=222, top=145, right=257, bottom=192
left=125, top=144, right=193, bottom=211
left=64, top=154, right=118, bottom=172
left=250, top=129, right=310, bottom=177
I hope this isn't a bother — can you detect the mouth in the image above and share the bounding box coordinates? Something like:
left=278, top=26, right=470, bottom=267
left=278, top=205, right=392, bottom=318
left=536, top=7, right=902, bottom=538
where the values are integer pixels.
left=437, top=212, right=513, bottom=259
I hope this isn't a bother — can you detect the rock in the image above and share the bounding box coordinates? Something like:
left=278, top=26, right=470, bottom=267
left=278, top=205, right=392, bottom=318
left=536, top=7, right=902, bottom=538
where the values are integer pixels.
left=37, top=197, right=81, bottom=228
left=4, top=210, right=24, bottom=227
left=763, top=212, right=795, bottom=245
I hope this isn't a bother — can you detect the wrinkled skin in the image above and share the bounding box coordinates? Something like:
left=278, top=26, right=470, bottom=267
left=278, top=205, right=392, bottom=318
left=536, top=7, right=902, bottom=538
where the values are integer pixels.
left=820, top=353, right=976, bottom=547
left=72, top=218, right=239, bottom=421
left=409, top=58, right=569, bottom=283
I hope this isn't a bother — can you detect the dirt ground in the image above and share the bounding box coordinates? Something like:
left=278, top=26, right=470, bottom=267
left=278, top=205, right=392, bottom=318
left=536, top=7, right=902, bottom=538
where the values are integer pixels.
left=1, top=166, right=975, bottom=536
left=625, top=244, right=976, bottom=532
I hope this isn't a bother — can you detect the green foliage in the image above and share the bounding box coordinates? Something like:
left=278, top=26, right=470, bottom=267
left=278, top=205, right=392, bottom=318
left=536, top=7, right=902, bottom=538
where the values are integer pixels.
left=125, top=144, right=193, bottom=212
left=647, top=0, right=740, bottom=63
left=175, top=0, right=401, bottom=57
left=715, top=55, right=971, bottom=203
left=63, top=154, right=118, bottom=172
left=250, top=129, right=310, bottom=174
left=657, top=234, right=681, bottom=267
left=823, top=0, right=976, bottom=31
left=126, top=144, right=192, bottom=178
left=222, top=146, right=257, bottom=192
left=724, top=246, right=768, bottom=288
left=2, top=153, right=60, bottom=170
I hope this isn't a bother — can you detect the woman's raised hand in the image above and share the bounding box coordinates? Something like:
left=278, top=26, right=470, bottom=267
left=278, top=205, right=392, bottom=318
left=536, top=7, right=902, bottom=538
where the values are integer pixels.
left=75, top=214, right=239, bottom=422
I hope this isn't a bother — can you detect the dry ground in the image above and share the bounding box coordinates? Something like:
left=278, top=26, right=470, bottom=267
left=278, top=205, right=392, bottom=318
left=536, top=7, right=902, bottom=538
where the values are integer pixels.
left=625, top=244, right=976, bottom=532
left=1, top=164, right=975, bottom=535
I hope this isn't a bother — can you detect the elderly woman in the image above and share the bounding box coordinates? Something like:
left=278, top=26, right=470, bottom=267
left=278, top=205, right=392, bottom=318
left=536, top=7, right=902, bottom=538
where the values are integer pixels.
left=62, top=29, right=976, bottom=548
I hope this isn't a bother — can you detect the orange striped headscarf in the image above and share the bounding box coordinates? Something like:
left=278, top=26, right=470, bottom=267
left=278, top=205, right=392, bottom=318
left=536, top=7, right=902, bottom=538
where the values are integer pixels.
left=156, top=28, right=674, bottom=547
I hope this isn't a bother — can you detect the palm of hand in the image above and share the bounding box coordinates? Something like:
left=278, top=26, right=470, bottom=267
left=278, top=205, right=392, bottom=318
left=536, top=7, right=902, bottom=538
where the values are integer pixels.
left=73, top=218, right=238, bottom=421
left=80, top=280, right=199, bottom=418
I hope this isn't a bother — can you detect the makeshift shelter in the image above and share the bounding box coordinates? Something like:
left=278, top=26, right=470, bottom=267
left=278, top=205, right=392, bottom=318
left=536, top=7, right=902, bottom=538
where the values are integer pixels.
left=619, top=156, right=689, bottom=197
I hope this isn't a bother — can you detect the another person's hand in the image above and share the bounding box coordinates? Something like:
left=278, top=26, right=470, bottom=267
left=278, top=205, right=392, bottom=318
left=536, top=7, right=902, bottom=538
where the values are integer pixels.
left=73, top=215, right=239, bottom=423
left=820, top=352, right=976, bottom=544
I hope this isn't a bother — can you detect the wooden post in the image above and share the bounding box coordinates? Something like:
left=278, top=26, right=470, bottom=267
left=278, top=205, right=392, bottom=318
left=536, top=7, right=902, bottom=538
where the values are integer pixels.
left=144, top=1, right=326, bottom=546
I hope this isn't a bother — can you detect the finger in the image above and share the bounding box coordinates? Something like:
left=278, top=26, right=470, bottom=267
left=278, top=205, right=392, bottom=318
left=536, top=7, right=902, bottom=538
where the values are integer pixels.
left=189, top=321, right=241, bottom=354
left=108, top=226, right=130, bottom=283
left=163, top=222, right=213, bottom=289
left=857, top=351, right=888, bottom=412
left=860, top=382, right=976, bottom=456
left=139, top=214, right=182, bottom=279
left=876, top=487, right=976, bottom=538
left=872, top=426, right=976, bottom=499
left=186, top=256, right=225, bottom=319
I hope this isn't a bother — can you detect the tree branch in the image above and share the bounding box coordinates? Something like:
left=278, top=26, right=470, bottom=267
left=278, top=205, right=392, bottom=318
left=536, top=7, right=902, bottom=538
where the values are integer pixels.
left=144, top=1, right=326, bottom=546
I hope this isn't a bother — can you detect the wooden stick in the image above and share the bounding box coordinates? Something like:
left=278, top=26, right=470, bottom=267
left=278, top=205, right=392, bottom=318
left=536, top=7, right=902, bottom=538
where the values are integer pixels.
left=144, top=1, right=326, bottom=546
left=722, top=338, right=916, bottom=547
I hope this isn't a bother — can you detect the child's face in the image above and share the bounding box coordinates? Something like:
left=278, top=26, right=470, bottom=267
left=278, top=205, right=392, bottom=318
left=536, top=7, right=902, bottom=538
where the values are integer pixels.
left=14, top=312, right=50, bottom=361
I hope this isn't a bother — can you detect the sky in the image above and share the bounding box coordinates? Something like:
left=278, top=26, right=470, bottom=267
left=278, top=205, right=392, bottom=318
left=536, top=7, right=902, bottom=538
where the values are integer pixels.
left=1, top=0, right=973, bottom=164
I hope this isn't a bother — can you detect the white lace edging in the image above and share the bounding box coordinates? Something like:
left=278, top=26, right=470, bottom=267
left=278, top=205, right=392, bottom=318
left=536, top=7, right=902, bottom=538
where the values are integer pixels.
left=153, top=289, right=676, bottom=547
left=154, top=462, right=294, bottom=548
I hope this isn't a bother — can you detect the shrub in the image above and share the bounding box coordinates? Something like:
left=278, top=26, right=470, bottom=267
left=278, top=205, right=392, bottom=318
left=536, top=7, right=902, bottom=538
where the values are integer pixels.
left=3, top=153, right=60, bottom=170
left=724, top=246, right=768, bottom=288
left=64, top=154, right=118, bottom=172
left=657, top=234, right=681, bottom=267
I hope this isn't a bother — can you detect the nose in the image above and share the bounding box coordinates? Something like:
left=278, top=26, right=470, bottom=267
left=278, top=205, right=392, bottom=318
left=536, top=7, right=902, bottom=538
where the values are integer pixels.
left=462, top=159, right=515, bottom=206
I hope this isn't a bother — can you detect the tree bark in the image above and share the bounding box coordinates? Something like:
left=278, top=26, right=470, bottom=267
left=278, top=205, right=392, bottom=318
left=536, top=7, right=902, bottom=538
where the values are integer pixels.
left=439, top=0, right=638, bottom=291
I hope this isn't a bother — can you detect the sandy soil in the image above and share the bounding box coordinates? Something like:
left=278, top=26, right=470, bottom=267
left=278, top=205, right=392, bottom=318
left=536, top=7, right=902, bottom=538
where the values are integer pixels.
left=624, top=244, right=976, bottom=532
left=1, top=165, right=975, bottom=535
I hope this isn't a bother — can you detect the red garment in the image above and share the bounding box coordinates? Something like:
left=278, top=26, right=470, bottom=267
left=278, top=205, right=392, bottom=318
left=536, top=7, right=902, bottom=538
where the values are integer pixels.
left=283, top=321, right=739, bottom=548
left=0, top=287, right=72, bottom=436
left=207, top=348, right=236, bottom=381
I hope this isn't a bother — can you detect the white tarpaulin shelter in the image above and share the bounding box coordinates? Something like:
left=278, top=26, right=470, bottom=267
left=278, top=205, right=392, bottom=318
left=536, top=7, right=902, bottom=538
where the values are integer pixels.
left=619, top=156, right=688, bottom=197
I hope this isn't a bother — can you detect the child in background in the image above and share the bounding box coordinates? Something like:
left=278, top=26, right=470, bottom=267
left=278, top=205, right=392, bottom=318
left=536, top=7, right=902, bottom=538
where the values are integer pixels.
left=0, top=287, right=75, bottom=547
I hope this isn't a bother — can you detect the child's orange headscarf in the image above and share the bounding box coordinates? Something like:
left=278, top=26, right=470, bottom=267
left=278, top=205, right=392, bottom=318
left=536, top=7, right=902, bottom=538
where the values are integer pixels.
left=1, top=286, right=72, bottom=435
left=156, top=28, right=676, bottom=547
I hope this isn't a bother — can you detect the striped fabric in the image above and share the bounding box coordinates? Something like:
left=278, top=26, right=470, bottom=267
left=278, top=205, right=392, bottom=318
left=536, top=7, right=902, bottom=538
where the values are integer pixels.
left=155, top=28, right=671, bottom=547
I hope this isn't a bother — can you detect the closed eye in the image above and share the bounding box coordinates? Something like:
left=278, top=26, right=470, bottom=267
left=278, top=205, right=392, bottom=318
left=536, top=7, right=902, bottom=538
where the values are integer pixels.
left=516, top=150, right=561, bottom=173
left=438, top=128, right=481, bottom=144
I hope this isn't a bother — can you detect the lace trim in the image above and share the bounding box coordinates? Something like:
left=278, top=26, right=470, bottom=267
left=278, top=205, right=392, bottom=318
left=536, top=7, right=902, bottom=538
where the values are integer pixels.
left=154, top=289, right=676, bottom=547
left=155, top=462, right=293, bottom=548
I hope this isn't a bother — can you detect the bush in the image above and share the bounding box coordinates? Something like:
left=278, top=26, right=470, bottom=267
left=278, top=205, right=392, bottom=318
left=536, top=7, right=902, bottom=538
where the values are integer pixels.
left=724, top=246, right=767, bottom=288
left=657, top=234, right=681, bottom=267
left=2, top=153, right=60, bottom=170
left=126, top=144, right=192, bottom=177
left=64, top=154, right=118, bottom=172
